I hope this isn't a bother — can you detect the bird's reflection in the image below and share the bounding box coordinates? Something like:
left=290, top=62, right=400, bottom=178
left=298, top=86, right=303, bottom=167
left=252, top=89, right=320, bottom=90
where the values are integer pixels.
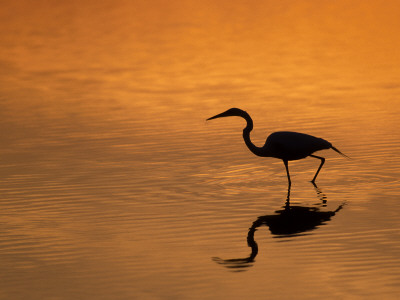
left=212, top=184, right=345, bottom=271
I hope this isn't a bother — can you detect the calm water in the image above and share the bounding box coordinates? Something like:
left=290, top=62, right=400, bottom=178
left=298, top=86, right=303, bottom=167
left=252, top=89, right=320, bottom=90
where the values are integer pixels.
left=1, top=1, right=400, bottom=299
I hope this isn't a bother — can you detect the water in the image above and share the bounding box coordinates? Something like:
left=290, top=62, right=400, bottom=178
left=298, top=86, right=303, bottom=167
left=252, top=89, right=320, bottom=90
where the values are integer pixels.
left=1, top=1, right=400, bottom=299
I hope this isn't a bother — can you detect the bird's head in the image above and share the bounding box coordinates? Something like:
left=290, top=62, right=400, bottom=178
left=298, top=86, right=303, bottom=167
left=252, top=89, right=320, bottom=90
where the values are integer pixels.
left=206, top=108, right=247, bottom=121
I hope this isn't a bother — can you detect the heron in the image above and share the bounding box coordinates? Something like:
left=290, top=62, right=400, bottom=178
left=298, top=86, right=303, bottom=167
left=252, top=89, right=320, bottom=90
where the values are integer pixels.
left=207, top=108, right=348, bottom=185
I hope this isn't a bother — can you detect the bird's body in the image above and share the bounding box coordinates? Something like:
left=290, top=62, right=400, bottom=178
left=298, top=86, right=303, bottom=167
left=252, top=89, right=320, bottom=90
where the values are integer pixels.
left=207, top=108, right=347, bottom=185
left=262, top=131, right=331, bottom=160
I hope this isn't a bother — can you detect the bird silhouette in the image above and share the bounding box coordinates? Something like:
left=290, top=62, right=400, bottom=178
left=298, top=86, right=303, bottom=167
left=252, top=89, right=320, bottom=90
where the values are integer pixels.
left=207, top=108, right=348, bottom=185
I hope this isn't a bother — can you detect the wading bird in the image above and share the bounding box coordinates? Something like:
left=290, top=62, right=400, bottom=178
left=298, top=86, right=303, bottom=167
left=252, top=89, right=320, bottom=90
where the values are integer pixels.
left=207, top=108, right=347, bottom=185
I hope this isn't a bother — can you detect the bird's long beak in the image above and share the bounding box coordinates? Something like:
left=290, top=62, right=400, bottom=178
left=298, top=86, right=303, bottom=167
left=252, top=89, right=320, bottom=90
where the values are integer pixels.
left=206, top=111, right=230, bottom=121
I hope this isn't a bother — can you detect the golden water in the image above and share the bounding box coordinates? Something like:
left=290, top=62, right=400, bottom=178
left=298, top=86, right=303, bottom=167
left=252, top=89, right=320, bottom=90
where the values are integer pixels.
left=1, top=1, right=400, bottom=299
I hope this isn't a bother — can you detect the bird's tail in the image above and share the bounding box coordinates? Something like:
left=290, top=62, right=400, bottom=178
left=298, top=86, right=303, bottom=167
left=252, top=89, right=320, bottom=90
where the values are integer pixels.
left=331, top=146, right=350, bottom=159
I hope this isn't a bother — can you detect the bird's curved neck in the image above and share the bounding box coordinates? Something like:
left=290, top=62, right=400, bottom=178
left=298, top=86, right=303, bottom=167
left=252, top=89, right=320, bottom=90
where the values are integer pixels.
left=241, top=113, right=263, bottom=157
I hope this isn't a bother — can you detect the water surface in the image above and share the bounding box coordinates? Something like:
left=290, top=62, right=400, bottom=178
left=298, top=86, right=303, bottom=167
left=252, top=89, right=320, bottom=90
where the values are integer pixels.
left=1, top=1, right=400, bottom=299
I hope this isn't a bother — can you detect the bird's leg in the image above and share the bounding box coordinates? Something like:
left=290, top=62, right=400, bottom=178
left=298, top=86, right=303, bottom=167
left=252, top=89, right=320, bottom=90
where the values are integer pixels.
left=285, top=184, right=291, bottom=208
left=283, top=160, right=291, bottom=187
left=310, top=155, right=325, bottom=183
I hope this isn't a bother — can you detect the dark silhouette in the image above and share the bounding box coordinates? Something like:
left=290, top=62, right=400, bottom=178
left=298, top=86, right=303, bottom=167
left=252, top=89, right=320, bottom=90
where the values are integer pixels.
left=207, top=108, right=348, bottom=186
left=213, top=184, right=345, bottom=271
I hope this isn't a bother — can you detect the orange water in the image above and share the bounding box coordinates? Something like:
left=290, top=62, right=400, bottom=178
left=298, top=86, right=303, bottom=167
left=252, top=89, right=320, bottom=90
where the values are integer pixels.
left=1, top=1, right=400, bottom=299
